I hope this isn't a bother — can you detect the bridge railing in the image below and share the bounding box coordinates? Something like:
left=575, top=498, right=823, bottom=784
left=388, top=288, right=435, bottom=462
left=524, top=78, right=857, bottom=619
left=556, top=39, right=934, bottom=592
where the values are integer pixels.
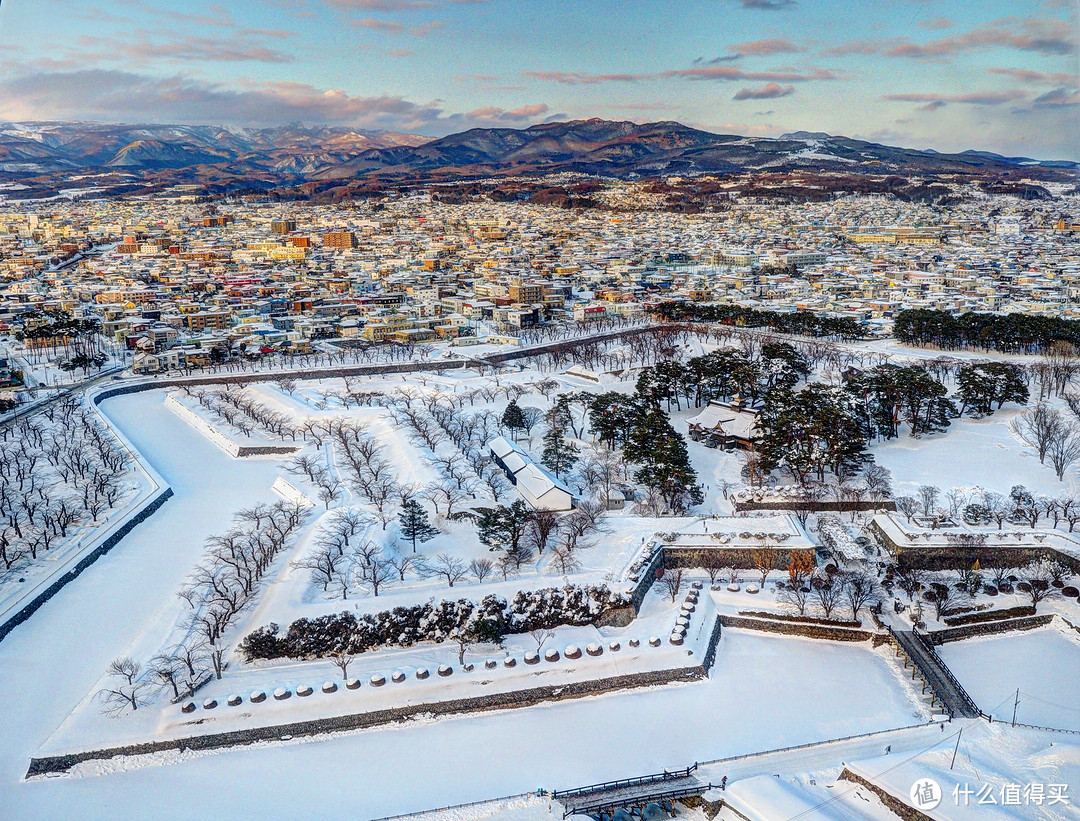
left=911, top=627, right=989, bottom=719
left=551, top=764, right=697, bottom=801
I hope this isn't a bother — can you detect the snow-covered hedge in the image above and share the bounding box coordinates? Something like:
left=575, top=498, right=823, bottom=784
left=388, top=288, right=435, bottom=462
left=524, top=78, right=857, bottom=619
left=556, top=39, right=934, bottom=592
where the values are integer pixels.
left=239, top=584, right=631, bottom=661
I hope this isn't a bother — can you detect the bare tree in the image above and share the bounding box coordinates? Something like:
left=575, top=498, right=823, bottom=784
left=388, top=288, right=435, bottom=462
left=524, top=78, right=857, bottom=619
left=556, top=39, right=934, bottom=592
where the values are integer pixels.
left=98, top=657, right=148, bottom=714
left=917, top=485, right=941, bottom=518
left=530, top=628, right=554, bottom=651
left=1047, top=421, right=1080, bottom=481
left=469, top=557, right=495, bottom=583
left=843, top=572, right=880, bottom=622
left=777, top=582, right=810, bottom=615
left=427, top=553, right=467, bottom=587
left=353, top=550, right=395, bottom=597
left=895, top=496, right=919, bottom=523
left=330, top=651, right=354, bottom=681
left=1018, top=559, right=1058, bottom=611
left=387, top=552, right=423, bottom=581
left=659, top=567, right=684, bottom=602
left=525, top=508, right=559, bottom=555
left=810, top=572, right=844, bottom=619
left=1011, top=403, right=1065, bottom=464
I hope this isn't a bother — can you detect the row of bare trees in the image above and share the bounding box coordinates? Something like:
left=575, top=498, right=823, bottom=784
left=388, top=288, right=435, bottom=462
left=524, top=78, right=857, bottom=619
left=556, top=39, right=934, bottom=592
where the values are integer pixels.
left=0, top=396, right=128, bottom=574
left=99, top=501, right=307, bottom=714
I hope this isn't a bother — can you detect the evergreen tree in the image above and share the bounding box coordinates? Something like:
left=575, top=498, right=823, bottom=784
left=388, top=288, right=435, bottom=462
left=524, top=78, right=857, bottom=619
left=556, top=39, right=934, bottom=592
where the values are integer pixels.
left=477, top=501, right=533, bottom=554
left=398, top=499, right=438, bottom=553
left=956, top=362, right=1028, bottom=417
left=541, top=426, right=579, bottom=478
left=501, top=400, right=526, bottom=441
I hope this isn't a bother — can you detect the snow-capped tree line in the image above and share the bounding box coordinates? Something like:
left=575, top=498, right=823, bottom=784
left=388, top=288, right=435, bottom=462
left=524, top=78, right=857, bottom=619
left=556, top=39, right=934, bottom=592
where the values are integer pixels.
left=98, top=500, right=307, bottom=714
left=0, top=395, right=131, bottom=575
left=883, top=555, right=1072, bottom=621
left=238, top=584, right=630, bottom=662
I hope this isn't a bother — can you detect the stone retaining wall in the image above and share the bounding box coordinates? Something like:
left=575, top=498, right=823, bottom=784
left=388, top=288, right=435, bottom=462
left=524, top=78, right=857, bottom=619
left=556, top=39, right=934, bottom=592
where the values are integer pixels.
left=663, top=546, right=800, bottom=573
left=733, top=500, right=896, bottom=514
left=927, top=613, right=1055, bottom=645
left=0, top=487, right=174, bottom=644
left=164, top=393, right=298, bottom=458
left=866, top=518, right=1080, bottom=573
left=718, top=614, right=871, bottom=642
left=839, top=768, right=934, bottom=821
left=28, top=652, right=718, bottom=776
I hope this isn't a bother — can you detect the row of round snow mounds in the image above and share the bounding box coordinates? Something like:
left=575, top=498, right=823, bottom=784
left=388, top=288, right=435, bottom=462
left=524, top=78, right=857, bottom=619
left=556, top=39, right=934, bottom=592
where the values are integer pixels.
left=712, top=583, right=760, bottom=594
left=178, top=636, right=675, bottom=713
left=670, top=581, right=704, bottom=645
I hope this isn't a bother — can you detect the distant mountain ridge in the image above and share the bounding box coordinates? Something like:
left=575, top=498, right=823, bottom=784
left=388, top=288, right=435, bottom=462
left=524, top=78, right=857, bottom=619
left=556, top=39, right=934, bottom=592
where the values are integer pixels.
left=0, top=122, right=430, bottom=175
left=0, top=119, right=1074, bottom=196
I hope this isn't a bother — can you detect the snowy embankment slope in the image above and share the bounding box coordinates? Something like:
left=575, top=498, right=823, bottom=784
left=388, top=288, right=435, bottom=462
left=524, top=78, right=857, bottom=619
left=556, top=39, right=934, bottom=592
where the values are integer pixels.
left=938, top=626, right=1080, bottom=730
left=0, top=390, right=160, bottom=636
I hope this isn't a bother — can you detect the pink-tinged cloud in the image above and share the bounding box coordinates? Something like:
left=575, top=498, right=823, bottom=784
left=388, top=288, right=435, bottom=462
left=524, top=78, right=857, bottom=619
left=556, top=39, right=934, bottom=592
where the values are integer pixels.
left=886, top=18, right=1076, bottom=59
left=665, top=66, right=837, bottom=82
left=66, top=31, right=296, bottom=65
left=729, top=38, right=804, bottom=56
left=354, top=17, right=443, bottom=35
left=524, top=71, right=642, bottom=85
left=0, top=68, right=549, bottom=134
left=917, top=17, right=954, bottom=31
left=884, top=90, right=1030, bottom=106
left=733, top=82, right=794, bottom=100
left=464, top=103, right=550, bottom=122
left=357, top=18, right=404, bottom=32
left=326, top=0, right=436, bottom=9
left=988, top=67, right=1077, bottom=85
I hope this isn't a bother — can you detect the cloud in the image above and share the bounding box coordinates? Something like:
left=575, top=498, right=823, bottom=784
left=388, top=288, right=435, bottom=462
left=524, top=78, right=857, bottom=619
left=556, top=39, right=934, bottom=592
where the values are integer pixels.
left=463, top=103, right=550, bottom=123
left=824, top=39, right=896, bottom=56
left=523, top=71, right=643, bottom=85
left=884, top=90, right=1030, bottom=106
left=988, top=67, right=1076, bottom=85
left=69, top=33, right=295, bottom=64
left=733, top=82, right=794, bottom=100
left=886, top=18, right=1076, bottom=59
left=0, top=68, right=549, bottom=134
left=664, top=66, right=837, bottom=82
left=917, top=17, right=954, bottom=30
left=730, top=0, right=796, bottom=9
left=728, top=38, right=804, bottom=57
left=1033, top=87, right=1080, bottom=106
left=325, top=0, right=436, bottom=8
left=354, top=17, right=444, bottom=35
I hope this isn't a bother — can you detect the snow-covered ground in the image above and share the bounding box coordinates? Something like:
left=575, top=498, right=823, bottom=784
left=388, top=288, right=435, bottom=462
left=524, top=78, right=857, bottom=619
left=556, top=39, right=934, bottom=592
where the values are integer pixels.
left=16, top=632, right=923, bottom=820
left=873, top=403, right=1079, bottom=498
left=939, top=626, right=1080, bottom=730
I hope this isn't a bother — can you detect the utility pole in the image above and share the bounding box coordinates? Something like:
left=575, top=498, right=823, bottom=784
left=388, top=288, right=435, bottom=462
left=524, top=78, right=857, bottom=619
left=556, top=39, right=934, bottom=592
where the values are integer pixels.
left=1012, top=688, right=1020, bottom=726
left=950, top=727, right=963, bottom=771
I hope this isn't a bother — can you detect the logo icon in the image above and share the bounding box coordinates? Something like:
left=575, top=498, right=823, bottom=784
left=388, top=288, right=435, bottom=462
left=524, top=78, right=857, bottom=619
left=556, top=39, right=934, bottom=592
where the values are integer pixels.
left=910, top=779, right=942, bottom=810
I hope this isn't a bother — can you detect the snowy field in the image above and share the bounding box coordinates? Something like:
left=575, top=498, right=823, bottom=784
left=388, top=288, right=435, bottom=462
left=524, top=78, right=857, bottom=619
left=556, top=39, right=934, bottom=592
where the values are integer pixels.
left=0, top=384, right=927, bottom=820
left=939, top=627, right=1080, bottom=730
left=9, top=633, right=924, bottom=820
left=872, top=403, right=1079, bottom=498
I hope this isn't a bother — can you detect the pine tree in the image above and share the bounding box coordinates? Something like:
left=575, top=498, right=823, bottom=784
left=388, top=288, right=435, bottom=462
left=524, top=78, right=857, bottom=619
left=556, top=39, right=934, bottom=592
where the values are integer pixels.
left=541, top=426, right=579, bottom=478
left=398, top=499, right=438, bottom=553
left=501, top=400, right=526, bottom=441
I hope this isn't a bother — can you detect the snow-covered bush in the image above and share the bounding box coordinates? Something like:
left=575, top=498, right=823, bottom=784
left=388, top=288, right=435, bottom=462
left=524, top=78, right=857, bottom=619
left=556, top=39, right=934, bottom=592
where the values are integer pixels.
left=239, top=584, right=630, bottom=661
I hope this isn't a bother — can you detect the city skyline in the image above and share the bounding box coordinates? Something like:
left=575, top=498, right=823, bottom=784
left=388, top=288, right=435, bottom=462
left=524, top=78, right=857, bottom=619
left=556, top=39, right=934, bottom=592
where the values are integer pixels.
left=0, top=0, right=1077, bottom=159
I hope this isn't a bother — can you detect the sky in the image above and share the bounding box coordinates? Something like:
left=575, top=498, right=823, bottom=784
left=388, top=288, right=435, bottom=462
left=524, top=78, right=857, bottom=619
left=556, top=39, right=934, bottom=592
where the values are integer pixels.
left=0, top=0, right=1077, bottom=159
